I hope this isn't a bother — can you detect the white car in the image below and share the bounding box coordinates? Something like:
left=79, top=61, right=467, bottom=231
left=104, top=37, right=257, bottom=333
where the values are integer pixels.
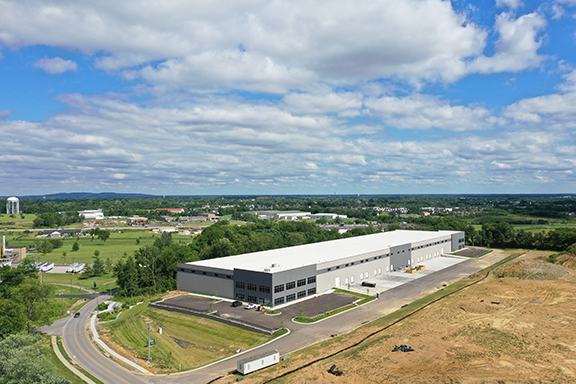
left=245, top=303, right=257, bottom=310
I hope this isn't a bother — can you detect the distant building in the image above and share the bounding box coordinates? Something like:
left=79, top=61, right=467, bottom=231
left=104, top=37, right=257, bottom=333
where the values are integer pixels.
left=246, top=210, right=311, bottom=220
left=309, top=213, right=348, bottom=220
left=126, top=216, right=148, bottom=225
left=155, top=208, right=185, bottom=213
left=79, top=209, right=104, bottom=220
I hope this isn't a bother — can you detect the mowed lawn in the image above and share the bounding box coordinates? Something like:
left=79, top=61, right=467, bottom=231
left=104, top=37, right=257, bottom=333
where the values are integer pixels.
left=29, top=244, right=144, bottom=266
left=41, top=273, right=118, bottom=292
left=103, top=303, right=271, bottom=372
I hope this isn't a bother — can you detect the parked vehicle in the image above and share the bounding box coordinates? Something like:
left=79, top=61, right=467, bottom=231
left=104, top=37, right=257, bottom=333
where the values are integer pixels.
left=245, top=303, right=257, bottom=310
left=231, top=301, right=243, bottom=307
left=361, top=281, right=376, bottom=288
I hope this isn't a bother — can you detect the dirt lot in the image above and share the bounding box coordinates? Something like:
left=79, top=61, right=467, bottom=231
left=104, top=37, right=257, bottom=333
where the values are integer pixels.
left=225, top=250, right=576, bottom=384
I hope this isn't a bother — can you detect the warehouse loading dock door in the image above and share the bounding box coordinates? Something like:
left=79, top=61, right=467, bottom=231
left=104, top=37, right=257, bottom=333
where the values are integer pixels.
left=335, top=276, right=341, bottom=287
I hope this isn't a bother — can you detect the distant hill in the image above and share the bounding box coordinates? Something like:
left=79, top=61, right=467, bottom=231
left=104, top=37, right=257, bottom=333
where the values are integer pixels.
left=18, top=192, right=156, bottom=200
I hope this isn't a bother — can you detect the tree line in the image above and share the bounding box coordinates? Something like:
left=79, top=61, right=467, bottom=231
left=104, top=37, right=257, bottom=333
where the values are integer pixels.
left=114, top=220, right=381, bottom=297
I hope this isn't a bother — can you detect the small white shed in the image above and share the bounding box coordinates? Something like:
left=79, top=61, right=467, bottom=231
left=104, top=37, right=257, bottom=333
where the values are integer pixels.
left=237, top=349, right=279, bottom=375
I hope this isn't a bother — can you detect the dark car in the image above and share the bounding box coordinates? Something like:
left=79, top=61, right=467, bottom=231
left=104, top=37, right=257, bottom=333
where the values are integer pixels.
left=74, top=312, right=80, bottom=318
left=231, top=301, right=243, bottom=307
left=361, top=281, right=376, bottom=288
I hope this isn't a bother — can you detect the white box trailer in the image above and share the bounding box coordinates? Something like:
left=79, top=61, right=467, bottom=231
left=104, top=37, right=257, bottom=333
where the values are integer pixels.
left=67, top=263, right=78, bottom=273
left=74, top=263, right=85, bottom=273
left=40, top=262, right=54, bottom=272
left=237, top=349, right=279, bottom=375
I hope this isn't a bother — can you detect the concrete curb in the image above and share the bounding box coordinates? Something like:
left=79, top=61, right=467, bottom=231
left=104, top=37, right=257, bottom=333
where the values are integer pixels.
left=51, top=335, right=98, bottom=384
left=89, top=313, right=150, bottom=374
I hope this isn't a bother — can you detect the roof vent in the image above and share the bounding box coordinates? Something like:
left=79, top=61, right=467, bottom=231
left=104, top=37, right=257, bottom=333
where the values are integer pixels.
left=271, top=264, right=279, bottom=268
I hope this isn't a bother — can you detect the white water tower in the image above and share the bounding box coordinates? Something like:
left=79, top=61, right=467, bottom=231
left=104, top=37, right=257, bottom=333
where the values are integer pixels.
left=6, top=197, right=19, bottom=214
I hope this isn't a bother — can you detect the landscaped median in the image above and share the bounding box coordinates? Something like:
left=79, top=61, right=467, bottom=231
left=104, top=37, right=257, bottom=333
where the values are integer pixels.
left=293, top=289, right=375, bottom=324
left=95, top=296, right=287, bottom=373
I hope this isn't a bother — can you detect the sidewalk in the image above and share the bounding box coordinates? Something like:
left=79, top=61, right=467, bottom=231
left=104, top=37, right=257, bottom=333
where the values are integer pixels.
left=51, top=335, right=98, bottom=384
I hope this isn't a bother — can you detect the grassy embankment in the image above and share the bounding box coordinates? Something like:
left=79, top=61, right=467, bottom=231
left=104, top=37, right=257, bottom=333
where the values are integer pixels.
left=101, top=300, right=274, bottom=373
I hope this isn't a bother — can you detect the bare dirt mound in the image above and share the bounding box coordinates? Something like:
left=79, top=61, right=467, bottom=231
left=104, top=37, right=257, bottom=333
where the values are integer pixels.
left=495, top=258, right=569, bottom=280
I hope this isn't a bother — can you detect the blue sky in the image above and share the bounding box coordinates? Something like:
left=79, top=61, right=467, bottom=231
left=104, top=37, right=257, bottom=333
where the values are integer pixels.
left=1, top=0, right=576, bottom=196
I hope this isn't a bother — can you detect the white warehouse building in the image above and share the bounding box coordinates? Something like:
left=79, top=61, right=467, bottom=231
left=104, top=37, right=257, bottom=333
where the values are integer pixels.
left=177, top=230, right=465, bottom=307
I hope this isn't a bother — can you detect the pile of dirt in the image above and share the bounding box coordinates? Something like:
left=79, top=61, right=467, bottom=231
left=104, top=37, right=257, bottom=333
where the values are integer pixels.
left=495, top=258, right=569, bottom=280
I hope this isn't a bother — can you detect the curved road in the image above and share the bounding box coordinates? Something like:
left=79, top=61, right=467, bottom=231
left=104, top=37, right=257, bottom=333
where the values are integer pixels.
left=56, top=251, right=507, bottom=384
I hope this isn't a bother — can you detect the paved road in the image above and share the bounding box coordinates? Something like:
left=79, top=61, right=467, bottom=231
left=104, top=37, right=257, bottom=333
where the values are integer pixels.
left=61, top=295, right=155, bottom=384
left=54, top=251, right=508, bottom=384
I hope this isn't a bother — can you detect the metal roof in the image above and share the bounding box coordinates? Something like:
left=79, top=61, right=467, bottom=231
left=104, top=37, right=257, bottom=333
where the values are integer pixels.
left=184, top=230, right=460, bottom=273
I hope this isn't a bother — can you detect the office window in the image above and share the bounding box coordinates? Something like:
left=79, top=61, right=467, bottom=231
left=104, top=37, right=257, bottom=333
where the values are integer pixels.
left=297, top=290, right=306, bottom=299
left=247, top=295, right=257, bottom=303
left=236, top=293, right=245, bottom=300
left=274, top=284, right=284, bottom=293
left=286, top=293, right=296, bottom=302
left=247, top=282, right=258, bottom=291
left=297, top=278, right=306, bottom=287
left=286, top=281, right=296, bottom=290
left=235, top=281, right=245, bottom=290
left=307, top=276, right=316, bottom=284
left=259, top=285, right=270, bottom=294
left=307, top=287, right=316, bottom=295
left=274, top=297, right=285, bottom=306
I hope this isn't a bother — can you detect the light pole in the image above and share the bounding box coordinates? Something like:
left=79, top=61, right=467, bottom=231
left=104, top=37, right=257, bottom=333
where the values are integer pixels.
left=146, top=321, right=153, bottom=363
left=59, top=289, right=65, bottom=315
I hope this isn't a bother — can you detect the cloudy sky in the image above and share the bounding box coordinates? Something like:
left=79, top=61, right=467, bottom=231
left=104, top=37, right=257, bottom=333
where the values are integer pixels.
left=1, top=0, right=575, bottom=196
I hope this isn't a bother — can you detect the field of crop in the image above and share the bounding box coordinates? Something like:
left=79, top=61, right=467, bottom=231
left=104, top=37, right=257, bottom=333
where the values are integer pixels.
left=98, top=302, right=271, bottom=373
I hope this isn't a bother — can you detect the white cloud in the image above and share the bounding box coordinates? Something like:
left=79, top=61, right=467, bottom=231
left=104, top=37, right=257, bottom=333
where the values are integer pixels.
left=2, top=90, right=575, bottom=194
left=468, top=12, right=546, bottom=74
left=34, top=57, right=77, bottom=74
left=0, top=110, right=13, bottom=120
left=0, top=0, right=488, bottom=89
left=496, top=0, right=523, bottom=9
left=365, top=94, right=497, bottom=131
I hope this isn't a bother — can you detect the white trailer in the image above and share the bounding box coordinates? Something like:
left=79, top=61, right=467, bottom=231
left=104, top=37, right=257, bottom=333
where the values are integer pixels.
left=73, top=263, right=85, bottom=273
left=237, top=350, right=279, bottom=375
left=67, top=263, right=78, bottom=273
left=40, top=262, right=54, bottom=272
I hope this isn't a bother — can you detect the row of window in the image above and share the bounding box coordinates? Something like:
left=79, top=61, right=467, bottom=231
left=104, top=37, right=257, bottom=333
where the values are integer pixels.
left=235, top=281, right=271, bottom=294
left=273, top=288, right=316, bottom=306
left=274, top=276, right=316, bottom=293
left=178, top=268, right=232, bottom=279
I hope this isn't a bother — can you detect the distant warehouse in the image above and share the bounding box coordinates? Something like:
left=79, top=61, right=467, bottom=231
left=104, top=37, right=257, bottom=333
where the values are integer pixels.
left=177, top=230, right=465, bottom=306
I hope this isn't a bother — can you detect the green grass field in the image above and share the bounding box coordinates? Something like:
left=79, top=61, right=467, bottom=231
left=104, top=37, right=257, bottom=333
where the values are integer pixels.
left=42, top=273, right=118, bottom=292
left=0, top=213, right=36, bottom=223
left=102, top=302, right=271, bottom=372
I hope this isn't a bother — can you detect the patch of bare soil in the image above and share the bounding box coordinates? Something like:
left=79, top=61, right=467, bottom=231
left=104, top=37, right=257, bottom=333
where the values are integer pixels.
left=225, top=251, right=576, bottom=384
